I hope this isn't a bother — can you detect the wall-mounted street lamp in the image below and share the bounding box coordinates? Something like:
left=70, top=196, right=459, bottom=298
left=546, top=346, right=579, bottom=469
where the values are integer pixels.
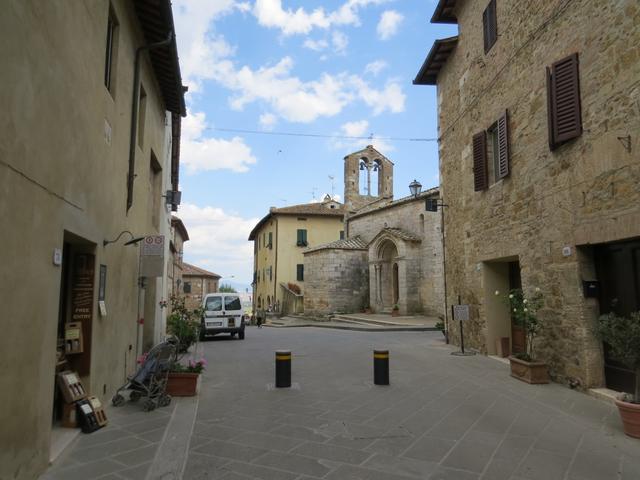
left=409, top=179, right=422, bottom=198
left=425, top=197, right=450, bottom=343
left=103, top=230, right=145, bottom=247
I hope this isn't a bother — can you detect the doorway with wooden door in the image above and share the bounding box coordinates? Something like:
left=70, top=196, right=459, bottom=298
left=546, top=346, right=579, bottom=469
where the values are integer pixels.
left=595, top=238, right=640, bottom=395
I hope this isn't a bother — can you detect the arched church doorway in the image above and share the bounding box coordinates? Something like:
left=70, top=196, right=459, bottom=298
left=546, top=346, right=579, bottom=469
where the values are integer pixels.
left=377, top=239, right=399, bottom=309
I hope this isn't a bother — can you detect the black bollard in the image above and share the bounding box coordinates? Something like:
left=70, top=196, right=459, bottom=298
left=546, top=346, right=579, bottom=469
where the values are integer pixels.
left=275, top=350, right=291, bottom=388
left=373, top=349, right=389, bottom=385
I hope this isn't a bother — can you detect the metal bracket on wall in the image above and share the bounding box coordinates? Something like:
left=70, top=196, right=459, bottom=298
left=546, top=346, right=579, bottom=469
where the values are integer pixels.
left=617, top=135, right=631, bottom=153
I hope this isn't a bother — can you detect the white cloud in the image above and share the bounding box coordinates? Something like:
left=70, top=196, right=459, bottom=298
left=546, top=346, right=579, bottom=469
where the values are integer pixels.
left=179, top=203, right=259, bottom=283
left=332, top=31, right=349, bottom=54
left=253, top=0, right=388, bottom=36
left=364, top=60, right=388, bottom=76
left=259, top=113, right=278, bottom=129
left=181, top=112, right=257, bottom=173
left=351, top=77, right=406, bottom=114
left=303, top=38, right=329, bottom=51
left=329, top=120, right=394, bottom=153
left=377, top=10, right=403, bottom=40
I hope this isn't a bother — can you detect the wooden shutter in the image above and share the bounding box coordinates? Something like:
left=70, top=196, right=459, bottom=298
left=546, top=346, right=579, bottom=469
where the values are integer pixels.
left=483, top=0, right=497, bottom=53
left=473, top=131, right=488, bottom=191
left=547, top=53, right=582, bottom=149
left=496, top=110, right=510, bottom=179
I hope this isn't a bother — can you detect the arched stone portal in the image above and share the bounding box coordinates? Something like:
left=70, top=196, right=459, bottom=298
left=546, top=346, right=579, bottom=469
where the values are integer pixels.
left=368, top=227, right=422, bottom=315
left=375, top=239, right=399, bottom=309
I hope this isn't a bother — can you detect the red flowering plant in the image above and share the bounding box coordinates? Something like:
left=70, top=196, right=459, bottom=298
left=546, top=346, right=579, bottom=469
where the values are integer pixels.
left=170, top=356, right=207, bottom=374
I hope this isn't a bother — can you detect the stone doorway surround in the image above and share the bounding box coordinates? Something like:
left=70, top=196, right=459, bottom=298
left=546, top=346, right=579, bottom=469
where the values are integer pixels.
left=368, top=228, right=421, bottom=315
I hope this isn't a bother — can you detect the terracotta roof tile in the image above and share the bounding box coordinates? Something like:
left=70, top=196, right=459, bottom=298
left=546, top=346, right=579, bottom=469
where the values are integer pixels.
left=182, top=262, right=221, bottom=278
left=304, top=236, right=368, bottom=254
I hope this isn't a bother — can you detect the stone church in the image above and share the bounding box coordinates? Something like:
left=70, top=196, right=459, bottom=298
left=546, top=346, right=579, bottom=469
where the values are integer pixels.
left=304, top=146, right=444, bottom=317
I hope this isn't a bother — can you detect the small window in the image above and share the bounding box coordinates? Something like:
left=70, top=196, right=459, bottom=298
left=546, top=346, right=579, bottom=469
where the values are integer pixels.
left=340, top=231, right=345, bottom=240
left=137, top=85, right=147, bottom=148
left=104, top=7, right=118, bottom=93
left=183, top=282, right=192, bottom=294
left=296, top=264, right=304, bottom=282
left=473, top=110, right=509, bottom=191
left=205, top=296, right=222, bottom=311
left=297, top=217, right=307, bottom=221
left=268, top=232, right=273, bottom=249
left=296, top=229, right=308, bottom=247
left=482, top=0, right=497, bottom=54
left=269, top=266, right=273, bottom=281
left=224, top=296, right=241, bottom=310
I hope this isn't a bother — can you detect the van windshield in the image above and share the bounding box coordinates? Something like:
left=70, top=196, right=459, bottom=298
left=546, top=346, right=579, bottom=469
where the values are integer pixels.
left=205, top=297, right=223, bottom=311
left=224, top=296, right=241, bottom=310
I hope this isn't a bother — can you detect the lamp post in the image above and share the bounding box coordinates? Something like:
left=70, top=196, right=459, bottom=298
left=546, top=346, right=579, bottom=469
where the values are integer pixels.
left=409, top=179, right=422, bottom=198
left=425, top=197, right=449, bottom=343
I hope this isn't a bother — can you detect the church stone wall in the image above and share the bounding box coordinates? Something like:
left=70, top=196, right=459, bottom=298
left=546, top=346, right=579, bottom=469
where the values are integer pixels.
left=304, top=248, right=369, bottom=316
left=349, top=197, right=444, bottom=317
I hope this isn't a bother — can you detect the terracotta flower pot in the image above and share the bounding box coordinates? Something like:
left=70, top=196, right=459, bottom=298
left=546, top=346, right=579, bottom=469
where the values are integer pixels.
left=391, top=310, right=400, bottom=317
left=508, top=356, right=549, bottom=384
left=166, top=372, right=199, bottom=396
left=615, top=399, right=640, bottom=438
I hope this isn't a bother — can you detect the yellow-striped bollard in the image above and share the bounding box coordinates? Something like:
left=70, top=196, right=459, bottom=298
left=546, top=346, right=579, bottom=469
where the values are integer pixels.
left=374, top=349, right=389, bottom=385
left=275, top=350, right=291, bottom=388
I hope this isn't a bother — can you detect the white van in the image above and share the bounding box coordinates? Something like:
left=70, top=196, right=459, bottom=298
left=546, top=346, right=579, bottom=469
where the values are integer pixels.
left=201, top=293, right=246, bottom=340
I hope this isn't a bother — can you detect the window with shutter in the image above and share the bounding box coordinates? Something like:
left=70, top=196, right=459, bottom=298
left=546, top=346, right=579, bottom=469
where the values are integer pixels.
left=296, top=229, right=308, bottom=247
left=473, top=131, right=488, bottom=191
left=482, top=0, right=497, bottom=54
left=296, top=264, right=304, bottom=282
left=496, top=110, right=509, bottom=179
left=547, top=53, right=582, bottom=150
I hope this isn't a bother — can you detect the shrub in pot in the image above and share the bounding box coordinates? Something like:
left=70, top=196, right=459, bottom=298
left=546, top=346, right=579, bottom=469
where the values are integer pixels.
left=167, top=295, right=202, bottom=354
left=596, top=310, right=640, bottom=438
left=167, top=357, right=207, bottom=397
left=497, top=288, right=548, bottom=384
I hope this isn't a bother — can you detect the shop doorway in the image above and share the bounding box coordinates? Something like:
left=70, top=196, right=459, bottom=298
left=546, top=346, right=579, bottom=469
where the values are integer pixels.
left=53, top=233, right=96, bottom=425
left=595, top=238, right=640, bottom=394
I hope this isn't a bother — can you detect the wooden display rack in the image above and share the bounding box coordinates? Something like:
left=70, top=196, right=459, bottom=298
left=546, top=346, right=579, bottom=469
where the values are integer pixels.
left=64, top=322, right=83, bottom=354
left=88, top=396, right=108, bottom=427
left=57, top=370, right=87, bottom=404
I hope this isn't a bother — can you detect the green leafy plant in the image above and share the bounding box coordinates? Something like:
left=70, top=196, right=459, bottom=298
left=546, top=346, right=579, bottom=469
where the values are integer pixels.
left=496, top=288, right=544, bottom=362
left=435, top=320, right=445, bottom=331
left=392, top=304, right=399, bottom=311
left=167, top=295, right=203, bottom=354
left=596, top=310, right=640, bottom=403
left=218, top=283, right=237, bottom=293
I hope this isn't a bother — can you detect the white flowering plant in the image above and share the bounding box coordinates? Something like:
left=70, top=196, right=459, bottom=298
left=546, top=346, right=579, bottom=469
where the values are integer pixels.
left=495, top=288, right=544, bottom=362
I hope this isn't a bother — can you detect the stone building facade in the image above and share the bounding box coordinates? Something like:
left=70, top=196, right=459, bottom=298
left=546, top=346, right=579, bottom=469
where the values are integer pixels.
left=304, top=146, right=444, bottom=317
left=415, top=0, right=640, bottom=392
left=182, top=262, right=221, bottom=310
left=170, top=216, right=190, bottom=297
left=249, top=198, right=345, bottom=314
left=0, top=1, right=185, bottom=478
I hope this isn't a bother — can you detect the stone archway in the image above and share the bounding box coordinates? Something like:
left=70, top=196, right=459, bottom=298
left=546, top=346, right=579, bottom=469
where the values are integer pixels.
left=375, top=239, right=399, bottom=310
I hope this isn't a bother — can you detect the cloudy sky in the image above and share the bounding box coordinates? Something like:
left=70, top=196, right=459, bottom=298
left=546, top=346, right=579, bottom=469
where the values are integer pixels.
left=172, top=0, right=456, bottom=287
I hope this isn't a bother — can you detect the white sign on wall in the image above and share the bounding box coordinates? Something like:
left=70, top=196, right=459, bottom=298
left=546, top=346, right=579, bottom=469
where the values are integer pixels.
left=453, top=304, right=470, bottom=322
left=141, top=235, right=165, bottom=277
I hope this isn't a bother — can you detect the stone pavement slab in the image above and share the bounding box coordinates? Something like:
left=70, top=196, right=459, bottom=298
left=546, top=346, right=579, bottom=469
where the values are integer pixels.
left=45, top=327, right=640, bottom=479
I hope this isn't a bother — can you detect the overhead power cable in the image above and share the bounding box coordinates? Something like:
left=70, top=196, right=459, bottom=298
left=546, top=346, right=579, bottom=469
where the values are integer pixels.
left=205, top=126, right=437, bottom=142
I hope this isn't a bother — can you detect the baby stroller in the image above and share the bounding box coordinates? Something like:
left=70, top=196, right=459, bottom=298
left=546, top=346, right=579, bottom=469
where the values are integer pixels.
left=112, top=337, right=177, bottom=411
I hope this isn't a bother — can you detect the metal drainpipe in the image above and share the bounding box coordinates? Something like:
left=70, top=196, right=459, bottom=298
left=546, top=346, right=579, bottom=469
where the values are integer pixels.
left=127, top=32, right=173, bottom=213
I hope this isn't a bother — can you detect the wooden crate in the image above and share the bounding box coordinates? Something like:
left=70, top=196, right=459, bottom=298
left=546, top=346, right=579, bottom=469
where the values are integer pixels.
left=61, top=402, right=77, bottom=428
left=88, top=396, right=108, bottom=427
left=57, top=370, right=87, bottom=403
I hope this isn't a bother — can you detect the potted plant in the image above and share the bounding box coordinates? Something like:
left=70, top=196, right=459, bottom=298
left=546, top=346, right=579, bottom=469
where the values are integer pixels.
left=166, top=357, right=207, bottom=396
left=363, top=304, right=372, bottom=314
left=391, top=304, right=400, bottom=317
left=497, top=288, right=548, bottom=384
left=167, top=295, right=202, bottom=353
left=596, top=310, right=640, bottom=438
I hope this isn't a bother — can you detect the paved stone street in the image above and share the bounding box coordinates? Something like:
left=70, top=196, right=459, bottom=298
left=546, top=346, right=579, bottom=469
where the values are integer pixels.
left=45, top=327, right=640, bottom=479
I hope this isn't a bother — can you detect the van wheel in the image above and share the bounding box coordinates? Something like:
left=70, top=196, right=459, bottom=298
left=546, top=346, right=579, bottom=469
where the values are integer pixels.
left=239, top=330, right=245, bottom=340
